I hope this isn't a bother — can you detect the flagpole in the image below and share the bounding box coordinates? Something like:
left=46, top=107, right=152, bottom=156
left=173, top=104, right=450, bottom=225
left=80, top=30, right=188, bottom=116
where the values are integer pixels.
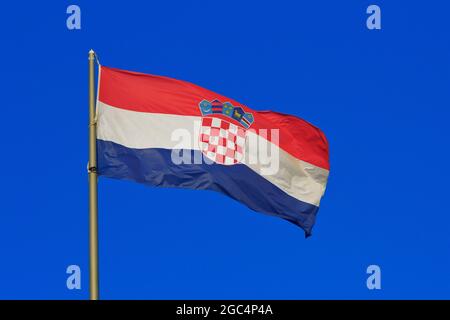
left=88, top=49, right=99, bottom=300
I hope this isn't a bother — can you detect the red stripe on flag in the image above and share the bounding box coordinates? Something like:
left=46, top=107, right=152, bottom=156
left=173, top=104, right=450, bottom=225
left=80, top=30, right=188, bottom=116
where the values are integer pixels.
left=99, top=66, right=329, bottom=170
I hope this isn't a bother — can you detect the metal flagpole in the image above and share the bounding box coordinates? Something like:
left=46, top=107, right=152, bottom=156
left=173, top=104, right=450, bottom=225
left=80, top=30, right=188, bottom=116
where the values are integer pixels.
left=88, top=49, right=99, bottom=300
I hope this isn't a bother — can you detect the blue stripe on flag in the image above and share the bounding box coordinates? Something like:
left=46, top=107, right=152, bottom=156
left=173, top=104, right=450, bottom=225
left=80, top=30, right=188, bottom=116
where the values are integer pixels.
left=97, top=139, right=319, bottom=236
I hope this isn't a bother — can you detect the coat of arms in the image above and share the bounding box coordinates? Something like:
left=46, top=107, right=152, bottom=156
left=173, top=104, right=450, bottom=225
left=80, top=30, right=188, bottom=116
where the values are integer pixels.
left=198, top=99, right=254, bottom=165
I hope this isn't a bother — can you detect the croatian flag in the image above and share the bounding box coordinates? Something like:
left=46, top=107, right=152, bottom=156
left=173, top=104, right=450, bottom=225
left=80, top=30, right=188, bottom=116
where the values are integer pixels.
left=96, top=67, right=329, bottom=236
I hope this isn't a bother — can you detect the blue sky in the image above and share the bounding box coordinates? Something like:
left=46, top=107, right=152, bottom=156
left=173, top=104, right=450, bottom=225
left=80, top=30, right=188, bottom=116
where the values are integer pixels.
left=0, top=1, right=449, bottom=299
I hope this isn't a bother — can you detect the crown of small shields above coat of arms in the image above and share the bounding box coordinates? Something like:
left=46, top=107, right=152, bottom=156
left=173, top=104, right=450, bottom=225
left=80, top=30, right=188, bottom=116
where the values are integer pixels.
left=199, top=99, right=254, bottom=129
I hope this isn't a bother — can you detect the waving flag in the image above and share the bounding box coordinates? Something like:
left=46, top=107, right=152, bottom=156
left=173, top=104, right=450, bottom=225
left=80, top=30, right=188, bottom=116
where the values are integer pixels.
left=96, top=66, right=329, bottom=236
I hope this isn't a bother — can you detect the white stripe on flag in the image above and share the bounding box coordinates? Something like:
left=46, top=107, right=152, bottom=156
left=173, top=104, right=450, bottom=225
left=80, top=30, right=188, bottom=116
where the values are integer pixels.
left=97, top=101, right=328, bottom=206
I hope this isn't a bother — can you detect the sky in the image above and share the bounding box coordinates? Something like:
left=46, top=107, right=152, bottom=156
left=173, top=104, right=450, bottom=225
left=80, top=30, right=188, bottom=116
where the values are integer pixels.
left=0, top=1, right=449, bottom=299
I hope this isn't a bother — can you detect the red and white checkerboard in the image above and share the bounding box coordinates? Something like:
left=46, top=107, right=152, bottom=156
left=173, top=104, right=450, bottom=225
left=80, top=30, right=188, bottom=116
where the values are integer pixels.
left=199, top=117, right=246, bottom=165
